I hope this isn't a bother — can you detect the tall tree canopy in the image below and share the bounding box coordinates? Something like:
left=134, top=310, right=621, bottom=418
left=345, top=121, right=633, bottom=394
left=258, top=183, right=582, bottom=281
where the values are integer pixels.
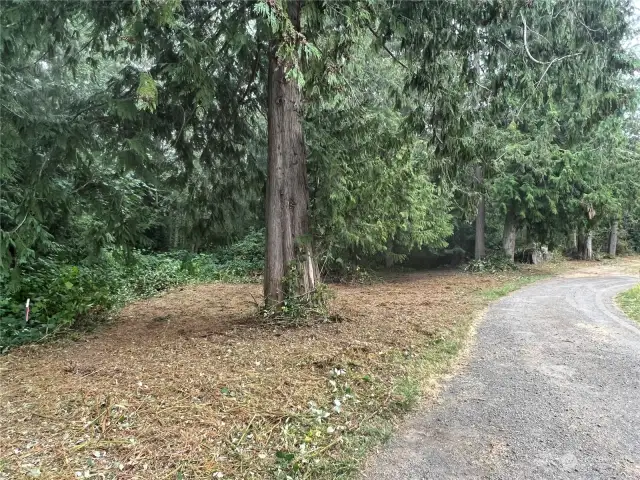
left=1, top=0, right=638, bottom=308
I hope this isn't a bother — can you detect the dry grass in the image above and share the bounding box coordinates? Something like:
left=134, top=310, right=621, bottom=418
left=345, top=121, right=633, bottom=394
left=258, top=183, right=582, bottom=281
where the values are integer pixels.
left=561, top=254, right=640, bottom=277
left=1, top=262, right=572, bottom=479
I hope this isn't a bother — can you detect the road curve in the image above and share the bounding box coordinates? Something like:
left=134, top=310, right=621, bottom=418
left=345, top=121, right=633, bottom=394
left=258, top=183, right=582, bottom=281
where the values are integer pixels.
left=362, top=275, right=640, bottom=480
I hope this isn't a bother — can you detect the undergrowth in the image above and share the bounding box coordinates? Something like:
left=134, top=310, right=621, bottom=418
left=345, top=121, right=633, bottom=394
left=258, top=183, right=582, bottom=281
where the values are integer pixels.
left=0, top=231, right=264, bottom=352
left=260, top=285, right=336, bottom=327
left=323, top=263, right=380, bottom=285
left=261, top=263, right=339, bottom=327
left=463, top=253, right=518, bottom=273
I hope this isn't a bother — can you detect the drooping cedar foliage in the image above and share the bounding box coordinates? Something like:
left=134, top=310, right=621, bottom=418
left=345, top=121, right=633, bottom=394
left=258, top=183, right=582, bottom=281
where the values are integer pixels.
left=1, top=0, right=639, bottom=344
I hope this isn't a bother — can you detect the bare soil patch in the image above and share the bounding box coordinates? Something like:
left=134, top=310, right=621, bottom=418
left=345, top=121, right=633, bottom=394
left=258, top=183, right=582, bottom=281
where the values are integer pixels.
left=561, top=255, right=640, bottom=278
left=0, top=265, right=568, bottom=479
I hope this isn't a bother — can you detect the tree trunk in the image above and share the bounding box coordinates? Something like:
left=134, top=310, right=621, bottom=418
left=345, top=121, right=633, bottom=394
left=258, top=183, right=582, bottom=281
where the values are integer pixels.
left=585, top=231, right=593, bottom=260
left=385, top=238, right=394, bottom=268
left=264, top=2, right=318, bottom=305
left=172, top=223, right=179, bottom=249
left=608, top=221, right=618, bottom=257
left=474, top=165, right=485, bottom=260
left=577, top=232, right=585, bottom=258
left=577, top=230, right=593, bottom=260
left=502, top=205, right=517, bottom=262
left=570, top=229, right=578, bottom=250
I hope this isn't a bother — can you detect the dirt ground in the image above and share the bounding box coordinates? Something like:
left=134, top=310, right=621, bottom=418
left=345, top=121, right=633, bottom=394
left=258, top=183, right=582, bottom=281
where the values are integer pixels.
left=561, top=256, right=640, bottom=277
left=0, top=261, right=620, bottom=479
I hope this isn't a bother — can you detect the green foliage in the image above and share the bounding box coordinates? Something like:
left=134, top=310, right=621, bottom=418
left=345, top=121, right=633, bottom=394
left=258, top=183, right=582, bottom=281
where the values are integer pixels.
left=307, top=34, right=453, bottom=259
left=207, top=229, right=265, bottom=276
left=136, top=72, right=158, bottom=111
left=623, top=213, right=640, bottom=253
left=1, top=259, right=113, bottom=351
left=617, top=285, right=640, bottom=324
left=261, top=282, right=334, bottom=327
left=0, top=232, right=265, bottom=352
left=0, top=0, right=267, bottom=266
left=322, top=261, right=380, bottom=286
left=464, top=253, right=518, bottom=274
left=261, top=261, right=334, bottom=327
left=1, top=0, right=639, bottom=350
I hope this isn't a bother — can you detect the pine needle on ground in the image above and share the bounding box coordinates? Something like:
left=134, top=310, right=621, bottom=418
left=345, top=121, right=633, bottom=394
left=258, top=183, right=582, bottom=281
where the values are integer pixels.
left=0, top=262, right=578, bottom=479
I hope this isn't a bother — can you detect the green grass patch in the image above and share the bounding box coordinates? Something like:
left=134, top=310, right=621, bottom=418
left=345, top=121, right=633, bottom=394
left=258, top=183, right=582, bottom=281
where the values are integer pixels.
left=299, top=327, right=472, bottom=479
left=480, top=274, right=550, bottom=301
left=617, top=284, right=640, bottom=323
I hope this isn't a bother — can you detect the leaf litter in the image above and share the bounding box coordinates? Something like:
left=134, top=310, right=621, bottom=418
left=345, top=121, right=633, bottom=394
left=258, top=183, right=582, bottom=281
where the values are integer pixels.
left=0, top=266, right=567, bottom=479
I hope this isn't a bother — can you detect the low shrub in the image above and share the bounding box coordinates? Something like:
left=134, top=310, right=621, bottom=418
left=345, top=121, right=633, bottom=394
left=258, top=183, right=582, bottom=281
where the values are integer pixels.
left=0, top=231, right=266, bottom=352
left=1, top=261, right=114, bottom=351
left=463, top=253, right=518, bottom=273
left=324, top=263, right=380, bottom=285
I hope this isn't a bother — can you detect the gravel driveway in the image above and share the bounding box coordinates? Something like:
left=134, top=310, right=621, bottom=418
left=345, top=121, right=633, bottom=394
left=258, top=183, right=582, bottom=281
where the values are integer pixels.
left=362, top=275, right=640, bottom=479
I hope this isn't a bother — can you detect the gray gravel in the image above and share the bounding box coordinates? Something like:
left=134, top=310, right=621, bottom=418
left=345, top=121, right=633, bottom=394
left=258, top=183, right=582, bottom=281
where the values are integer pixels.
left=362, top=275, right=640, bottom=480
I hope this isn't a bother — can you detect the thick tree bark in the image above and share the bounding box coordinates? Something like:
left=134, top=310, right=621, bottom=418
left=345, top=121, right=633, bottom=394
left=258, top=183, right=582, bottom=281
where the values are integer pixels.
left=577, top=232, right=585, bottom=258
left=474, top=165, right=485, bottom=260
left=577, top=230, right=594, bottom=260
left=608, top=221, right=618, bottom=257
left=264, top=1, right=318, bottom=305
left=502, top=205, right=517, bottom=262
left=585, top=231, right=593, bottom=260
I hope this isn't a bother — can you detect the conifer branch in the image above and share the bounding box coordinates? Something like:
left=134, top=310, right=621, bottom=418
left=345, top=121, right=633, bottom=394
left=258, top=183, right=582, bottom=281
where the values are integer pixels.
left=521, top=12, right=582, bottom=87
left=367, top=26, right=408, bottom=70
left=7, top=214, right=28, bottom=234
